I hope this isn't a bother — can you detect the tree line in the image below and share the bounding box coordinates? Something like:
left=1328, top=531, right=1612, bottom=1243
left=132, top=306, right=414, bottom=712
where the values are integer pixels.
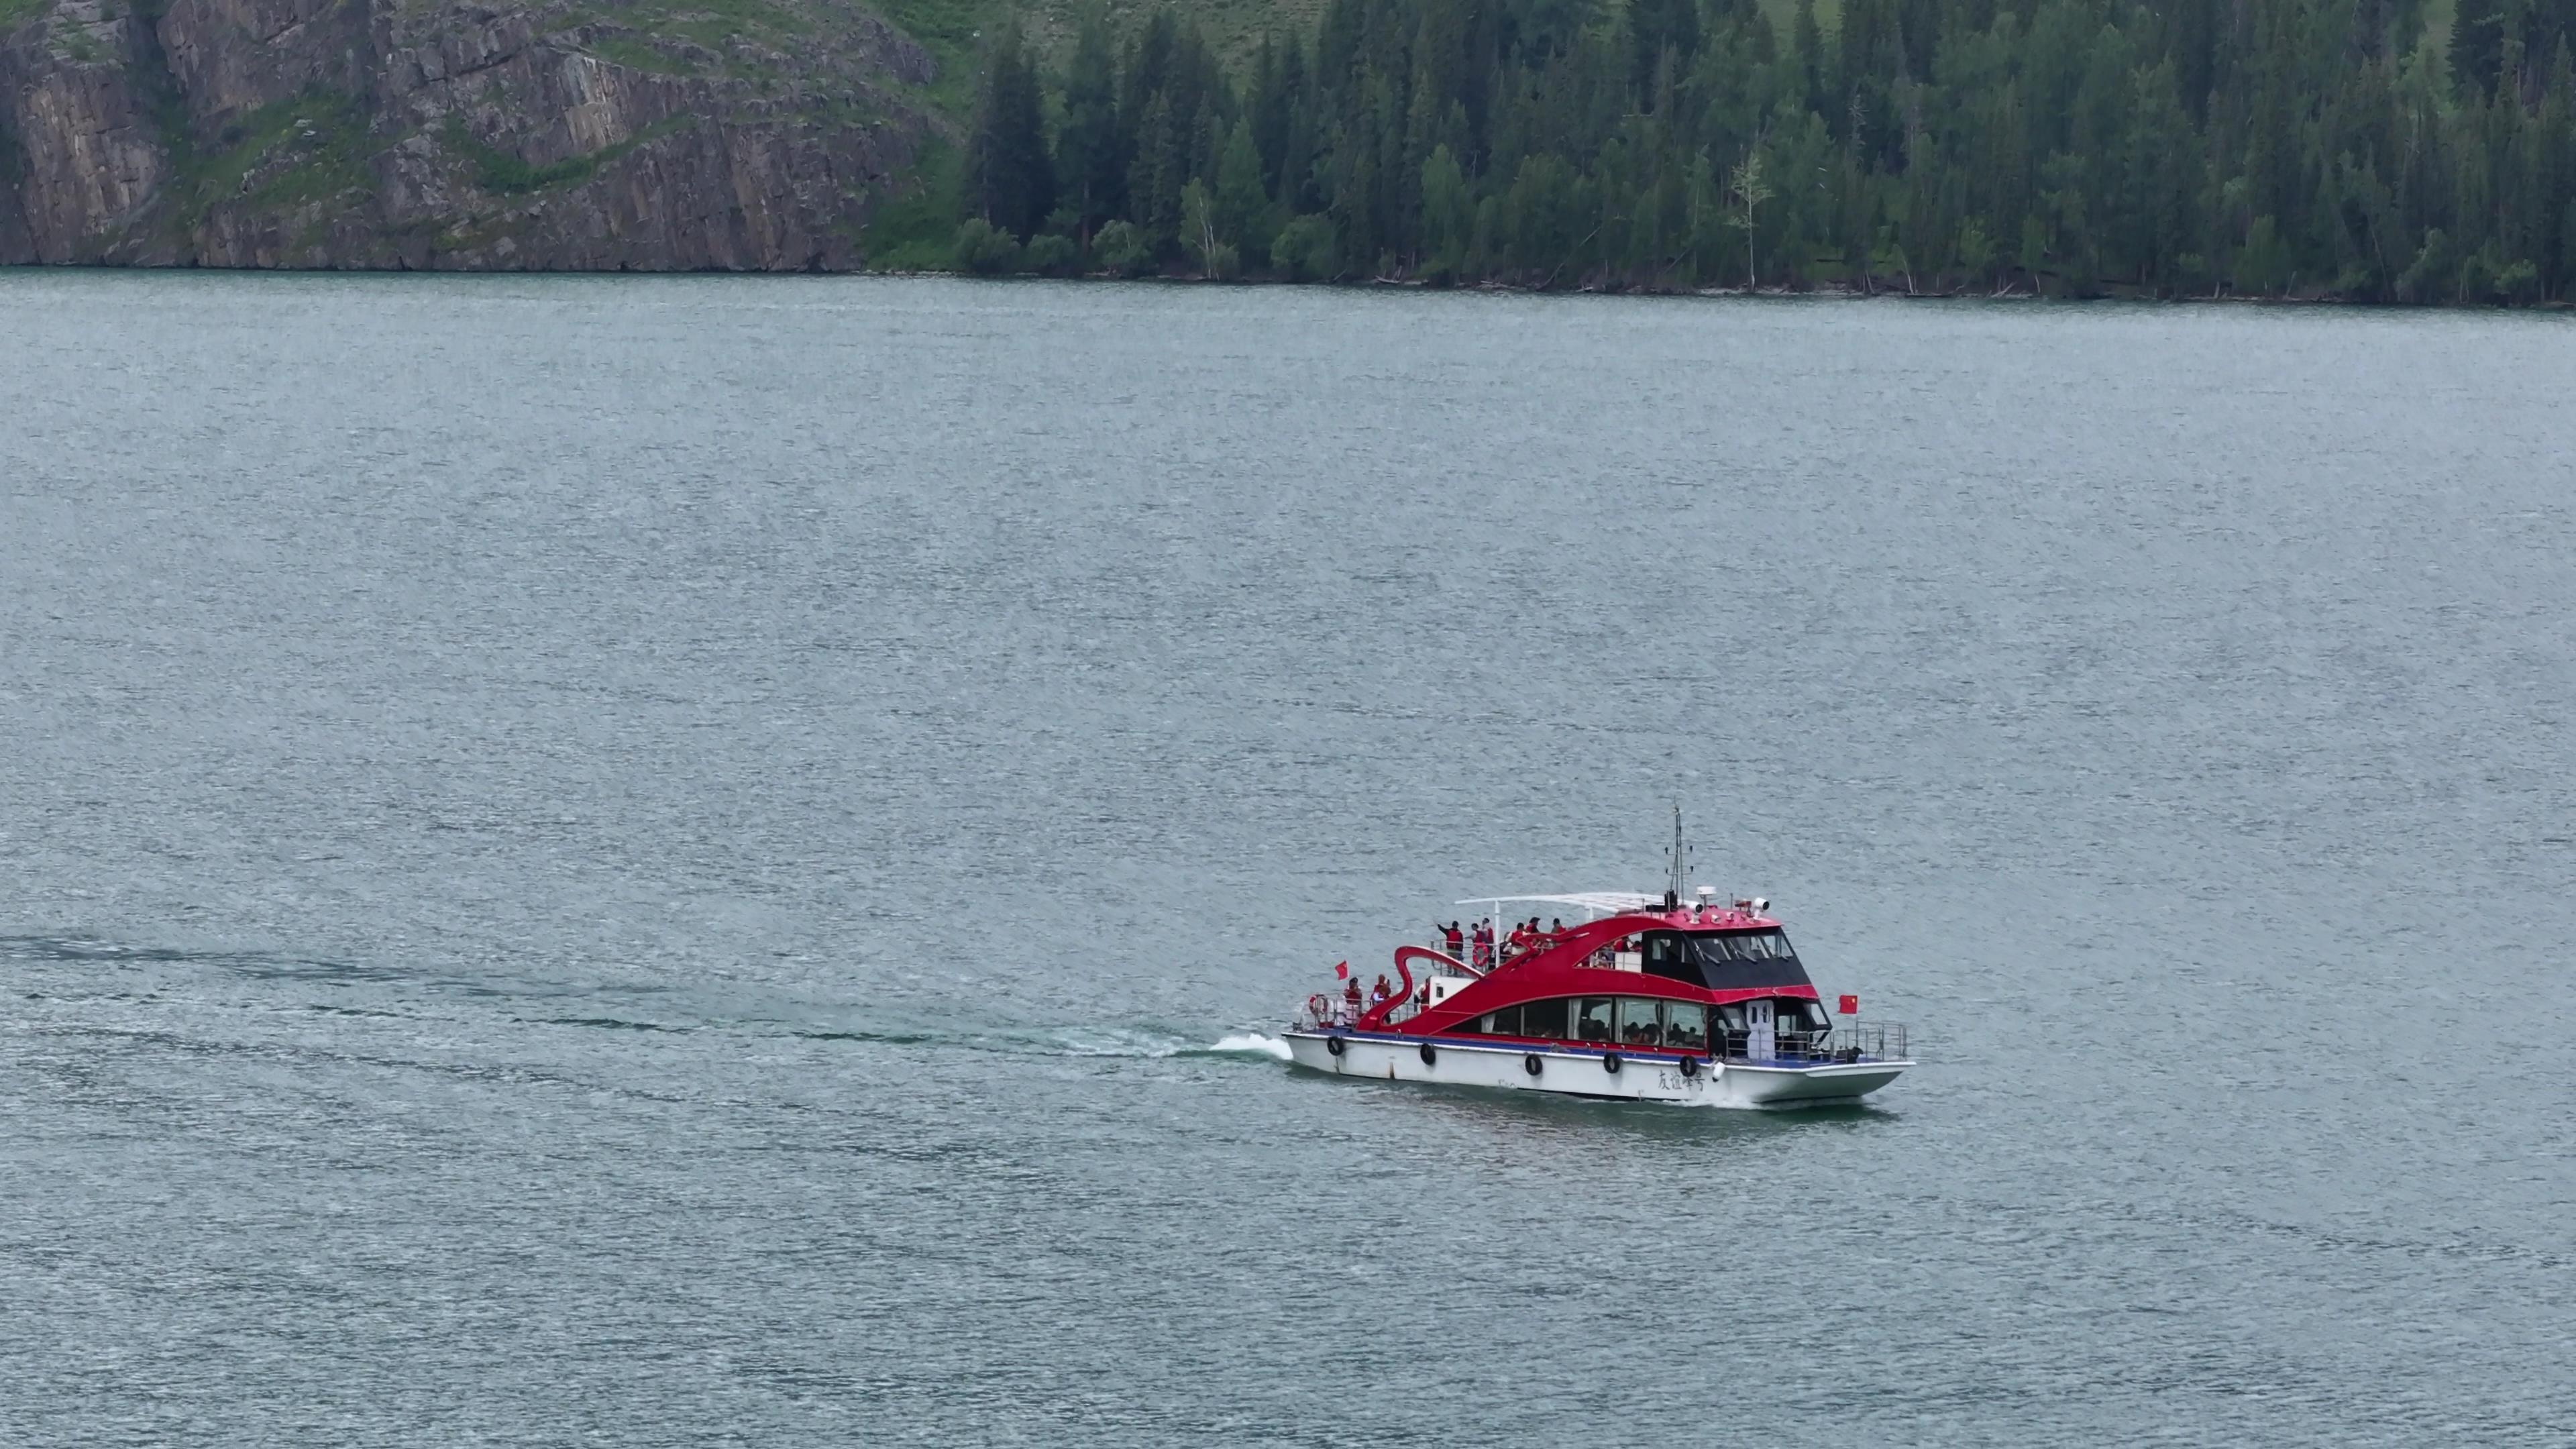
left=954, top=0, right=2576, bottom=301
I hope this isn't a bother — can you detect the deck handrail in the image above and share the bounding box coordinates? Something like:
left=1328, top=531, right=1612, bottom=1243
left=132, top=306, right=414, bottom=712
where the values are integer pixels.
left=1295, top=1003, right=1911, bottom=1065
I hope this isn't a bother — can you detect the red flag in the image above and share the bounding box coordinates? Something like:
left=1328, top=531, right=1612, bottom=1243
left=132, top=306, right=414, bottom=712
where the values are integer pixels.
left=1837, top=994, right=1859, bottom=1016
left=1334, top=961, right=1350, bottom=979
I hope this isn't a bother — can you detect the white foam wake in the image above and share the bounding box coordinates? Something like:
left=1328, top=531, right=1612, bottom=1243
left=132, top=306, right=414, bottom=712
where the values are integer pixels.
left=1207, top=1032, right=1293, bottom=1061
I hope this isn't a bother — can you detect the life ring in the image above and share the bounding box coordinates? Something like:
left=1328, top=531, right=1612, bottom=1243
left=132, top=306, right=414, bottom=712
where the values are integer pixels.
left=1325, top=1035, right=1346, bottom=1057
left=1677, top=1055, right=1701, bottom=1078
left=1602, top=1053, right=1623, bottom=1075
left=1418, top=1042, right=1438, bottom=1067
left=1523, top=1054, right=1544, bottom=1077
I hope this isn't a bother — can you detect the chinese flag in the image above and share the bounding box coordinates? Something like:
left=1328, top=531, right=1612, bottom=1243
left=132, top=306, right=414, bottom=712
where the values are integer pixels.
left=1837, top=994, right=1859, bottom=1015
left=1334, top=961, right=1350, bottom=979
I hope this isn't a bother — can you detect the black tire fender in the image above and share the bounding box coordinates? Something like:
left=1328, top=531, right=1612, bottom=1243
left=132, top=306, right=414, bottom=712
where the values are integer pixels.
left=1325, top=1034, right=1346, bottom=1057
left=1677, top=1055, right=1701, bottom=1078
left=1418, top=1042, right=1438, bottom=1067
left=1602, top=1052, right=1623, bottom=1075
left=1523, top=1053, right=1544, bottom=1077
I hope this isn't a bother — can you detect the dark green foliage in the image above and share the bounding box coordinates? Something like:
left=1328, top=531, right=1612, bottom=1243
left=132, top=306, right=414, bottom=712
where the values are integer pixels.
left=962, top=25, right=1054, bottom=239
left=1055, top=15, right=1125, bottom=236
left=949, top=0, right=2576, bottom=301
left=1214, top=118, right=1275, bottom=257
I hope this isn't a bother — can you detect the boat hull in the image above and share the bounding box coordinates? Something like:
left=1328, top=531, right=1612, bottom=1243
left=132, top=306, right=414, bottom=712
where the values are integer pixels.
left=1282, top=1030, right=1906, bottom=1108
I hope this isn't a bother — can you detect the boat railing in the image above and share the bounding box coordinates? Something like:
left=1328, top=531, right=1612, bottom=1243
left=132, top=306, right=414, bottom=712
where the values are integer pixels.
left=1302, top=994, right=1425, bottom=1030
left=1719, top=1021, right=1910, bottom=1065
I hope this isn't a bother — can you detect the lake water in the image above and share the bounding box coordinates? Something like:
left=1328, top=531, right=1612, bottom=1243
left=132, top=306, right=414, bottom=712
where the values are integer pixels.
left=3, top=274, right=2572, bottom=1446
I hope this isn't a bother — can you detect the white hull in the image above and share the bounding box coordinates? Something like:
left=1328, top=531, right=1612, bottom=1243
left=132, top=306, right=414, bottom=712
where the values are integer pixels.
left=1283, top=1030, right=1907, bottom=1108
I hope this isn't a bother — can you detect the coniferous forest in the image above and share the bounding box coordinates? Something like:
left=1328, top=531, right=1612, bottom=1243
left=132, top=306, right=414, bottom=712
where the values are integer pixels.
left=953, top=0, right=2576, bottom=301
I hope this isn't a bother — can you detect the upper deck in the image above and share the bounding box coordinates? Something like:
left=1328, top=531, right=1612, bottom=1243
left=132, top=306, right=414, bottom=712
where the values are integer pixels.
left=1454, top=890, right=1783, bottom=935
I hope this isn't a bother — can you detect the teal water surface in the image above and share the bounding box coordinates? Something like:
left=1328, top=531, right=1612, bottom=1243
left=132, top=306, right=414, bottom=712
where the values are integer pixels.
left=2, top=274, right=2571, bottom=1446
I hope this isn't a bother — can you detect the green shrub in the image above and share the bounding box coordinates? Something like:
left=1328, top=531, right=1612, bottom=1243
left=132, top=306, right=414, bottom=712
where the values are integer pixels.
left=1023, top=233, right=1080, bottom=276
left=2491, top=255, right=2540, bottom=304
left=1092, top=219, right=1152, bottom=278
left=953, top=218, right=1020, bottom=275
left=1271, top=213, right=1338, bottom=282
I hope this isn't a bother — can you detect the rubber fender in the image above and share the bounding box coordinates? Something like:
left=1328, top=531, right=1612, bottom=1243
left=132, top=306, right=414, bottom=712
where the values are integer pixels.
left=1523, top=1054, right=1544, bottom=1077
left=1325, top=1034, right=1345, bottom=1057
left=1602, top=1053, right=1623, bottom=1075
left=1418, top=1042, right=1437, bottom=1067
left=1677, top=1055, right=1701, bottom=1078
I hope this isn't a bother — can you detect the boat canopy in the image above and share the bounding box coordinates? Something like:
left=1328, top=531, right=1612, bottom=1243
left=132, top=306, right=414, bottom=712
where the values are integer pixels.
left=1454, top=891, right=1662, bottom=917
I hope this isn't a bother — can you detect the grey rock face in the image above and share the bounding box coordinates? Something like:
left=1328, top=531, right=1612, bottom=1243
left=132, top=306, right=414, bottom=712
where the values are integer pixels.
left=0, top=0, right=936, bottom=269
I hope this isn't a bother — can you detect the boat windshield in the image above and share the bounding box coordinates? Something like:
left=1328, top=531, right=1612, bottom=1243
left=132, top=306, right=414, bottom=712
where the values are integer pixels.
left=1687, top=930, right=1814, bottom=990
left=1698, top=930, right=1794, bottom=960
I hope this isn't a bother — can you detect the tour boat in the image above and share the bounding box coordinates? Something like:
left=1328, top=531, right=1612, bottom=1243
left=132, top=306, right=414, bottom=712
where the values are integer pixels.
left=1283, top=829, right=1911, bottom=1108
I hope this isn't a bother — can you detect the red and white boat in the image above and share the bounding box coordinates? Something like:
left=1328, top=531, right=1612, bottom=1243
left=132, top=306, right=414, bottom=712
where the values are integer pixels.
left=1284, top=839, right=1911, bottom=1108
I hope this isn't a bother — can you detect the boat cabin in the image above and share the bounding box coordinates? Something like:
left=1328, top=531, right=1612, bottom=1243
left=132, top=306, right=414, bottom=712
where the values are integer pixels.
left=1387, top=892, right=1846, bottom=1064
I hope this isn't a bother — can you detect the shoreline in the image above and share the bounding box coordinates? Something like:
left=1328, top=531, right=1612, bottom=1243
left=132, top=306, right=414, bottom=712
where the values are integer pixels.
left=4, top=262, right=2570, bottom=310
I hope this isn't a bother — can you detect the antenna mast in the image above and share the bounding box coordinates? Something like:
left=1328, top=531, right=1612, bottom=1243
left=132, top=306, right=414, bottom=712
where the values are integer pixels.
left=1664, top=802, right=1684, bottom=909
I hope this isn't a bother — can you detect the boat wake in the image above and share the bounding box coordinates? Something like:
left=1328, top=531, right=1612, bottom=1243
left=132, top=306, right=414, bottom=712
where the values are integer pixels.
left=1049, top=1028, right=1295, bottom=1061
left=1201, top=1032, right=1293, bottom=1061
left=806, top=1022, right=1297, bottom=1063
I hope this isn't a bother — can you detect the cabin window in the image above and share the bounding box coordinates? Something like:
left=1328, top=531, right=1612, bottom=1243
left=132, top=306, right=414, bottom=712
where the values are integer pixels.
left=1664, top=1002, right=1709, bottom=1051
left=1779, top=998, right=1829, bottom=1033
left=1713, top=1002, right=1748, bottom=1055
left=1481, top=1004, right=1522, bottom=1037
left=1519, top=1000, right=1568, bottom=1039
left=1642, top=932, right=1695, bottom=983
left=1615, top=998, right=1664, bottom=1046
left=1576, top=998, right=1615, bottom=1044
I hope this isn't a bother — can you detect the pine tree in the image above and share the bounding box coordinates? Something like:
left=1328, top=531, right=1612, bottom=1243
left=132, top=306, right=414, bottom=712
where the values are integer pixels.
left=963, top=27, right=1054, bottom=240
left=1420, top=142, right=1473, bottom=276
left=1215, top=118, right=1275, bottom=258
left=1056, top=15, right=1126, bottom=237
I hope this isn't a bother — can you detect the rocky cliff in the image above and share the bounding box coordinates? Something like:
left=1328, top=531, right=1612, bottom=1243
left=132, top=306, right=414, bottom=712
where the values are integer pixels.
left=0, top=0, right=938, bottom=268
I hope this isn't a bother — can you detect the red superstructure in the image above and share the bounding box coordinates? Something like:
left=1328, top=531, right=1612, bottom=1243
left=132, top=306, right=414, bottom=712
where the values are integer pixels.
left=1354, top=901, right=1819, bottom=1042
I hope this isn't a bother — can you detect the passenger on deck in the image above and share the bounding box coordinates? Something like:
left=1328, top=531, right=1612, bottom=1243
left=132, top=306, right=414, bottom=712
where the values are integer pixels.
left=1342, top=977, right=1363, bottom=1017
left=1371, top=975, right=1392, bottom=1009
left=1443, top=921, right=1464, bottom=957
left=1506, top=922, right=1531, bottom=957
left=1472, top=922, right=1494, bottom=969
